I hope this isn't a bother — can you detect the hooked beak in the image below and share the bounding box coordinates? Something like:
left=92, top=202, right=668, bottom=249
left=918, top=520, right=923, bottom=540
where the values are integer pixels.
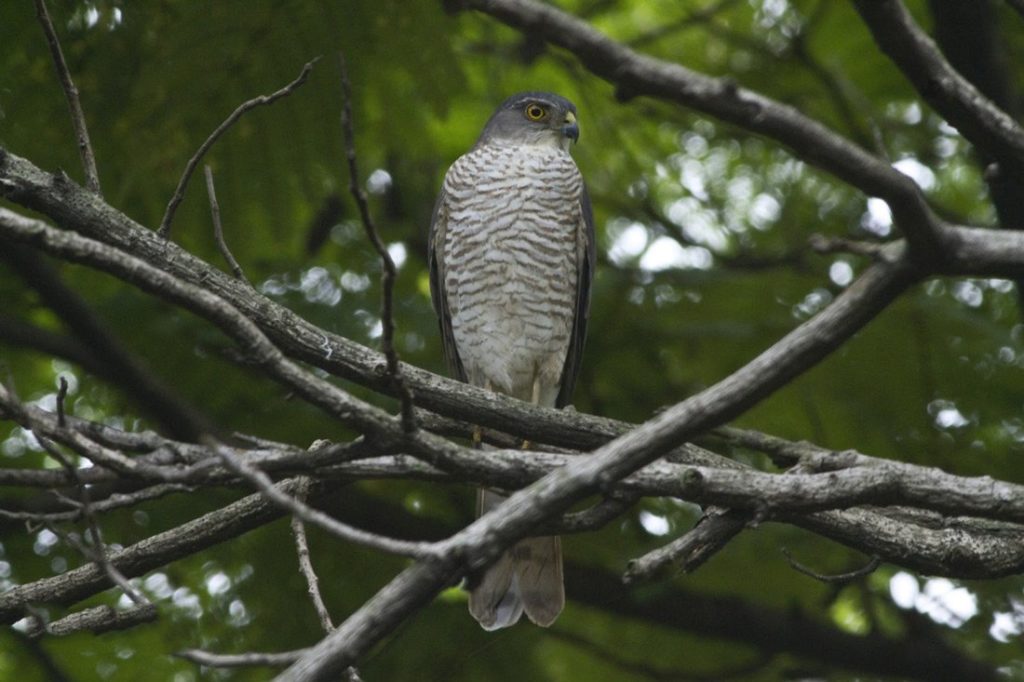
left=563, top=111, right=579, bottom=143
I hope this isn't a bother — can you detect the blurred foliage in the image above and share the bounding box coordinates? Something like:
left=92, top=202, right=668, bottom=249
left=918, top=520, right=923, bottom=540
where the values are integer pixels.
left=2, top=0, right=1024, bottom=680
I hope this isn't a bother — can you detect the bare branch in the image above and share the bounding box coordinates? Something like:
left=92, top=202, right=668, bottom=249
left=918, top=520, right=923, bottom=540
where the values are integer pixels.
left=29, top=418, right=152, bottom=610
left=809, top=234, right=888, bottom=258
left=0, top=239, right=215, bottom=440
left=204, top=165, right=249, bottom=283
left=0, top=382, right=180, bottom=479
left=543, top=492, right=637, bottom=534
left=782, top=548, right=881, bottom=585
left=453, top=0, right=948, bottom=258
left=158, top=58, right=319, bottom=238
left=214, top=445, right=435, bottom=558
left=337, top=52, right=415, bottom=433
left=177, top=649, right=306, bottom=668
left=5, top=153, right=1024, bottom=675
left=4, top=158, right=1020, bottom=452
left=291, top=481, right=335, bottom=632
left=852, top=0, right=1024, bottom=169
left=25, top=603, right=157, bottom=637
left=1009, top=0, right=1024, bottom=20
left=33, top=0, right=101, bottom=194
left=0, top=478, right=308, bottom=624
left=0, top=205, right=406, bottom=443
left=0, top=483, right=192, bottom=523
left=623, top=509, right=748, bottom=583
left=55, top=375, right=68, bottom=427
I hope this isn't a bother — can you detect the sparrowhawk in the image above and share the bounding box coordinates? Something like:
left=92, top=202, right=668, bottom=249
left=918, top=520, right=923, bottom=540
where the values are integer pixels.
left=428, top=92, right=595, bottom=630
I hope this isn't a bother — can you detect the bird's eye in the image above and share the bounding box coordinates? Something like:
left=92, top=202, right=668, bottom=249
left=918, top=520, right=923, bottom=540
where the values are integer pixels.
left=524, top=104, right=547, bottom=121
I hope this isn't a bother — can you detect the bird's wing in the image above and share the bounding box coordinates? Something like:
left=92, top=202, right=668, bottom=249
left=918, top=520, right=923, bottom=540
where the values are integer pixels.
left=428, top=185, right=468, bottom=382
left=556, top=183, right=596, bottom=408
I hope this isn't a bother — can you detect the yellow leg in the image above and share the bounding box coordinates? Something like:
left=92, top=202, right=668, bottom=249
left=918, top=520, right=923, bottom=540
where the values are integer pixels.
left=521, top=376, right=543, bottom=450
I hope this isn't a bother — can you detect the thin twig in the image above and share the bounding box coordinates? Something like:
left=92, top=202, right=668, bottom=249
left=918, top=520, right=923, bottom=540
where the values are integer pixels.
left=213, top=445, right=435, bottom=558
left=33, top=0, right=101, bottom=194
left=337, top=51, right=415, bottom=433
left=56, top=375, right=68, bottom=427
left=204, top=165, right=249, bottom=283
left=0, top=483, right=193, bottom=523
left=35, top=433, right=149, bottom=607
left=543, top=492, right=637, bottom=533
left=291, top=479, right=335, bottom=633
left=1009, top=0, right=1024, bottom=21
left=782, top=548, right=882, bottom=585
left=176, top=649, right=307, bottom=668
left=158, top=58, right=320, bottom=238
left=56, top=527, right=148, bottom=606
left=622, top=509, right=748, bottom=583
left=809, top=234, right=888, bottom=258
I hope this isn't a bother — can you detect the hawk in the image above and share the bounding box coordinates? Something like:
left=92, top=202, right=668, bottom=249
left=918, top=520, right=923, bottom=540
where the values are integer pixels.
left=428, top=92, right=595, bottom=630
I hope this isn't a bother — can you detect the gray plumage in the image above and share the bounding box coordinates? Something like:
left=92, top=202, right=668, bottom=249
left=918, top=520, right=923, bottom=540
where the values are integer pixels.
left=429, top=92, right=595, bottom=630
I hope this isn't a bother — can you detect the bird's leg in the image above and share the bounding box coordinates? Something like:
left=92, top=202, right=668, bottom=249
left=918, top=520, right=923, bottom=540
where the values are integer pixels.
left=522, top=377, right=543, bottom=451
left=472, top=379, right=493, bottom=449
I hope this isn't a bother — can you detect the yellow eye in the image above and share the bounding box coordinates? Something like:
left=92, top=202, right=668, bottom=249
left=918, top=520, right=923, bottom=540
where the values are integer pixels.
left=524, top=104, right=547, bottom=121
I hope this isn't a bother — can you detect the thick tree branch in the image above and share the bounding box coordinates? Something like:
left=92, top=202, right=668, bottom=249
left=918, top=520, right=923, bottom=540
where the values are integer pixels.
left=623, top=508, right=748, bottom=582
left=565, top=564, right=996, bottom=682
left=213, top=444, right=436, bottom=558
left=0, top=239, right=215, bottom=440
left=8, top=355, right=1024, bottom=579
left=0, top=479, right=305, bottom=624
left=4, top=150, right=1024, bottom=674
left=852, top=0, right=1024, bottom=172
left=25, top=603, right=157, bottom=637
left=0, top=314, right=101, bottom=373
left=4, top=152, right=1021, bottom=453
left=451, top=0, right=948, bottom=259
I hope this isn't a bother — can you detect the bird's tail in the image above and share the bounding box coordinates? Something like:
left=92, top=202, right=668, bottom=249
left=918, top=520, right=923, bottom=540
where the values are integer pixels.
left=468, top=489, right=564, bottom=630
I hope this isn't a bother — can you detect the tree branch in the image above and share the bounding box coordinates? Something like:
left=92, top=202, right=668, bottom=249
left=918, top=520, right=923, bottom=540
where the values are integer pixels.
left=0, top=478, right=305, bottom=624
left=176, top=649, right=307, bottom=668
left=852, top=0, right=1024, bottom=173
left=33, top=0, right=101, bottom=194
left=213, top=444, right=436, bottom=558
left=451, top=0, right=948, bottom=259
left=4, top=150, right=1024, bottom=674
left=0, top=239, right=216, bottom=440
left=337, top=52, right=415, bottom=433
left=291, top=480, right=335, bottom=633
left=204, top=165, right=249, bottom=283
left=158, top=58, right=319, bottom=238
left=25, top=603, right=157, bottom=637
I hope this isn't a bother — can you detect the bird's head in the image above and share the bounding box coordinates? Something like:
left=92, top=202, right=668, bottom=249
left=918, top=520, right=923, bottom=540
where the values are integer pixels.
left=476, top=91, right=580, bottom=152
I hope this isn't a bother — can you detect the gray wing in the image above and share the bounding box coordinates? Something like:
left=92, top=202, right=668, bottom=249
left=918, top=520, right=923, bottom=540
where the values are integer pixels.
left=428, top=186, right=468, bottom=383
left=555, top=183, right=596, bottom=408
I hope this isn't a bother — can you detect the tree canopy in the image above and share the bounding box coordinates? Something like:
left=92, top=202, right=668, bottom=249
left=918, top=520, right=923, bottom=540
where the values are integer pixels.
left=2, top=0, right=1024, bottom=680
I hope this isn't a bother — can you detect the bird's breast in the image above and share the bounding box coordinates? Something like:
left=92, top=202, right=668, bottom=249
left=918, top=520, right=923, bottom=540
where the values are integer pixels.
left=442, top=144, right=582, bottom=401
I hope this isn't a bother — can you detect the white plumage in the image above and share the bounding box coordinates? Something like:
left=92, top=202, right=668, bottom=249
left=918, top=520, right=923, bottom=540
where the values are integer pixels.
left=428, top=91, right=593, bottom=630
left=441, top=142, right=583, bottom=406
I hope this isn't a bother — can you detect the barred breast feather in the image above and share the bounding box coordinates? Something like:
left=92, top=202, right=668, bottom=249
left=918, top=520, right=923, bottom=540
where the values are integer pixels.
left=440, top=142, right=583, bottom=407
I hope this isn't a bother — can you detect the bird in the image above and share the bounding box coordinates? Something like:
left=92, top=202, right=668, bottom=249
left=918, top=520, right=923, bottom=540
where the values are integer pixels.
left=428, top=91, right=595, bottom=630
